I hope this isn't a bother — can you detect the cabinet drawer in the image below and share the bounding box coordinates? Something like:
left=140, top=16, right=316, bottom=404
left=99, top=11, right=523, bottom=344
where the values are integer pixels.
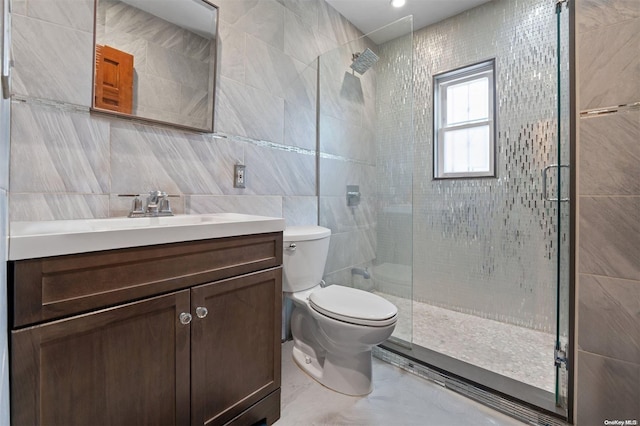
left=10, top=232, right=283, bottom=327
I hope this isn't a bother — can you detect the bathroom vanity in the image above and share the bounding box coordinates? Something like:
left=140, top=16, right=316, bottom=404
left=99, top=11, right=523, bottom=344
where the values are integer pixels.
left=7, top=214, right=284, bottom=426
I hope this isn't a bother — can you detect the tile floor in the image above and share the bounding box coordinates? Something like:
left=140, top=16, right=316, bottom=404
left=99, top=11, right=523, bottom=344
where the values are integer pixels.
left=276, top=341, right=526, bottom=426
left=380, top=293, right=557, bottom=392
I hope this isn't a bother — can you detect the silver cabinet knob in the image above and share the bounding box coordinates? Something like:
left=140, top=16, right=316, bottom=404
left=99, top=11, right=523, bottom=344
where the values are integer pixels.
left=195, top=306, right=208, bottom=319
left=179, top=312, right=192, bottom=325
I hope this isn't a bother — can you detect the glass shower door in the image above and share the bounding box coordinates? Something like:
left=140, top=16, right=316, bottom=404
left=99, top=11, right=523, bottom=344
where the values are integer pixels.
left=315, top=0, right=573, bottom=417
left=395, top=0, right=571, bottom=417
left=317, top=17, right=414, bottom=346
left=552, top=0, right=571, bottom=411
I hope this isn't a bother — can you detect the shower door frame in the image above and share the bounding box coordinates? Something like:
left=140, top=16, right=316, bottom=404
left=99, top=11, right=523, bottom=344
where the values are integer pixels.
left=380, top=1, right=576, bottom=422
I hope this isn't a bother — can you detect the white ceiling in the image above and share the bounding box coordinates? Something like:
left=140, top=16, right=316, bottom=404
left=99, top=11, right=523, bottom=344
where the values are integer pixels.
left=325, top=0, right=492, bottom=44
left=120, top=0, right=217, bottom=39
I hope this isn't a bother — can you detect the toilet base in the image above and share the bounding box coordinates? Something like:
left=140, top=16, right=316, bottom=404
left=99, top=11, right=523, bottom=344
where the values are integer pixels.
left=292, top=343, right=373, bottom=396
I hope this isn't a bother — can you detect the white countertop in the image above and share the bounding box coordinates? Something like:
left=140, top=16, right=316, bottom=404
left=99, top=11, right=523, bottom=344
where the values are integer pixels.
left=8, top=213, right=286, bottom=260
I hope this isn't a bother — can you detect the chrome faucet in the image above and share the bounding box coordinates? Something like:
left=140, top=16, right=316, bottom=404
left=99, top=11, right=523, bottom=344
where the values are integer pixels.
left=146, top=190, right=164, bottom=216
left=127, top=191, right=174, bottom=217
left=351, top=267, right=370, bottom=279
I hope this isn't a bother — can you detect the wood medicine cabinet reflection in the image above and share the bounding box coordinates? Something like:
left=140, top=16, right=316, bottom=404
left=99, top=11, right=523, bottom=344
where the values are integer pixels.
left=94, top=45, right=133, bottom=114
left=92, top=0, right=218, bottom=133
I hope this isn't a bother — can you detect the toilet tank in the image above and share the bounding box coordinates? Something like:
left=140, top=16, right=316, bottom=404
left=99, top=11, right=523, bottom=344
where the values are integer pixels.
left=282, top=226, right=331, bottom=292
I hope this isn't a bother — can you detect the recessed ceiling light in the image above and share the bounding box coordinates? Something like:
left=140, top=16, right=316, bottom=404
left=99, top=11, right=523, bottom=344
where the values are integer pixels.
left=391, top=0, right=406, bottom=7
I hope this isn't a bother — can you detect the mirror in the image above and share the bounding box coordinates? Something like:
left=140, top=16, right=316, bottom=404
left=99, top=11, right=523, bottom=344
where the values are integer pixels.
left=92, top=0, right=218, bottom=132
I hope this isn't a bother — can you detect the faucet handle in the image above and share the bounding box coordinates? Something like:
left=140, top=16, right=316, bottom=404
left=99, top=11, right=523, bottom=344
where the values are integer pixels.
left=158, top=196, right=173, bottom=216
left=128, top=195, right=145, bottom=217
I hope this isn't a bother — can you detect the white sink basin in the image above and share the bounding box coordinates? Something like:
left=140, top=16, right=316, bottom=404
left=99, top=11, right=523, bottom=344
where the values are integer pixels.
left=12, top=213, right=240, bottom=235
left=9, top=213, right=285, bottom=260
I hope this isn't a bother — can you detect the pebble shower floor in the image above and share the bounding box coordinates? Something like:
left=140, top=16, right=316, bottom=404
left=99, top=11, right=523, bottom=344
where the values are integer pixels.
left=379, top=293, right=556, bottom=392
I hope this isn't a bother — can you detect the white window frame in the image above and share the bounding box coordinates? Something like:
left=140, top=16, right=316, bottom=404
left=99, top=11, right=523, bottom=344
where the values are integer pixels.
left=433, top=60, right=496, bottom=179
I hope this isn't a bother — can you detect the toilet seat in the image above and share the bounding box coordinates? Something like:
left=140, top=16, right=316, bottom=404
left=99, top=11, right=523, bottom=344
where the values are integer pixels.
left=309, top=285, right=398, bottom=327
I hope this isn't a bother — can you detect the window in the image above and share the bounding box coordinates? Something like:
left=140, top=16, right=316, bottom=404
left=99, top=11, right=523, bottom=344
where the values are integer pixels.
left=434, top=60, right=496, bottom=178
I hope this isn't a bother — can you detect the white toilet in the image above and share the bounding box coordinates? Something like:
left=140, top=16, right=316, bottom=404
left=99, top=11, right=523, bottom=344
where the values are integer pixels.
left=283, top=225, right=398, bottom=396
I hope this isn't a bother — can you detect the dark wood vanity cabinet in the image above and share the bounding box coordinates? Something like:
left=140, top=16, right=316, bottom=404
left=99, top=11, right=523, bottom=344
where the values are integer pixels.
left=12, top=289, right=193, bottom=425
left=9, top=232, right=283, bottom=426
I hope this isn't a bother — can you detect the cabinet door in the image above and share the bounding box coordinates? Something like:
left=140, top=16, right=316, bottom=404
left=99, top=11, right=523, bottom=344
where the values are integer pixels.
left=191, top=268, right=282, bottom=426
left=11, top=290, right=191, bottom=426
left=94, top=44, right=134, bottom=114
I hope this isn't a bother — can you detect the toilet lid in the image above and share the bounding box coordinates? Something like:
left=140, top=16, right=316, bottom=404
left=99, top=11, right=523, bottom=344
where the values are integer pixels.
left=309, top=285, right=398, bottom=327
left=284, top=225, right=331, bottom=242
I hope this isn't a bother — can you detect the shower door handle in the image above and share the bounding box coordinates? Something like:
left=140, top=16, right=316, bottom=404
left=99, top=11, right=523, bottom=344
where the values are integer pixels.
left=542, top=164, right=570, bottom=202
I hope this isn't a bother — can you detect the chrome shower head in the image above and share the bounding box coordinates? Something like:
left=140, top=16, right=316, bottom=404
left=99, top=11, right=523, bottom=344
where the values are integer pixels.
left=350, top=48, right=379, bottom=75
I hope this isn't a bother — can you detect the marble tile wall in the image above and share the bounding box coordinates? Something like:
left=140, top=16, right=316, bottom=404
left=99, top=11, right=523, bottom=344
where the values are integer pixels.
left=7, top=0, right=366, bottom=229
left=577, top=0, right=640, bottom=110
left=316, top=20, right=379, bottom=279
left=576, top=0, right=640, bottom=423
left=11, top=10, right=93, bottom=106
